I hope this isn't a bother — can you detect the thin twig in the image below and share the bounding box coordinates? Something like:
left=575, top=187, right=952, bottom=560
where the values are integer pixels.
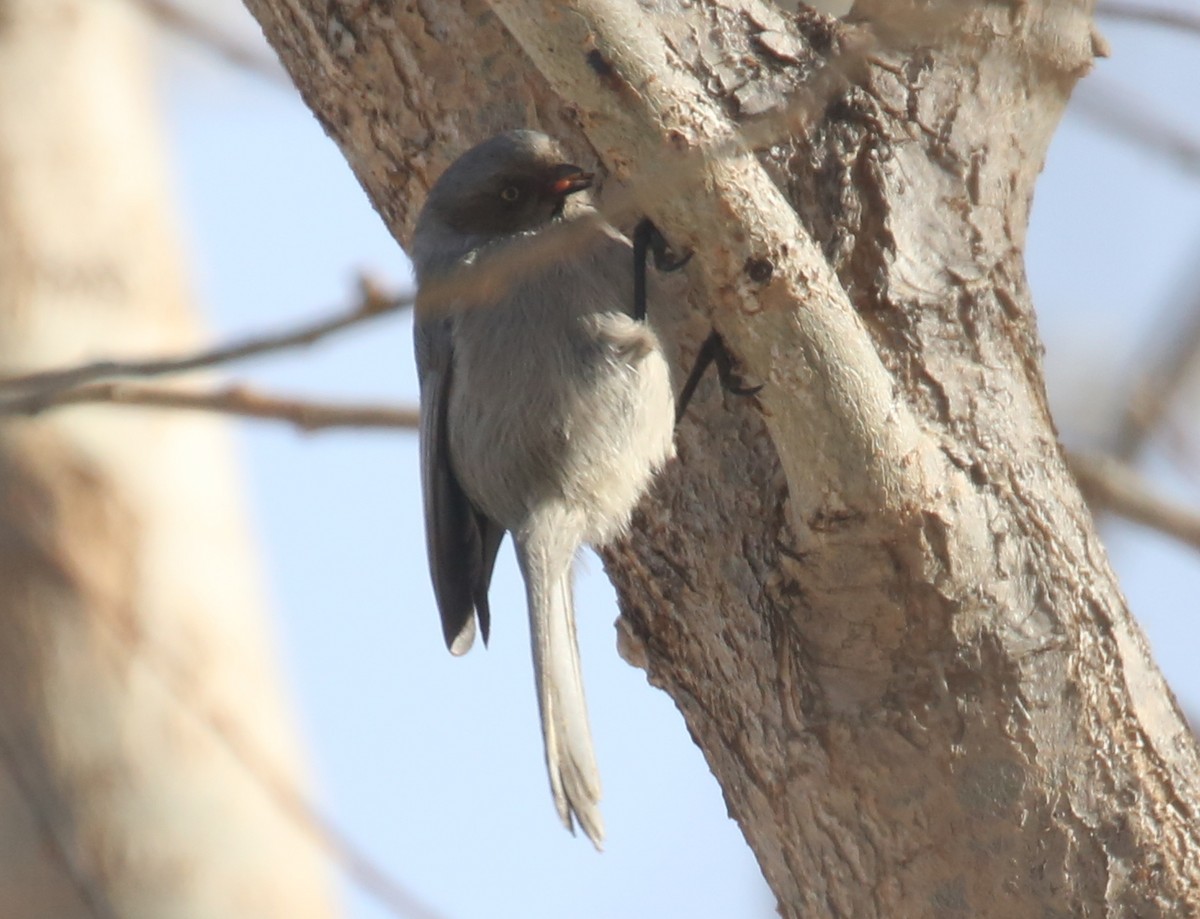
left=1162, top=419, right=1200, bottom=490
left=89, top=604, right=448, bottom=919
left=197, top=709, right=448, bottom=919
left=1096, top=2, right=1200, bottom=37
left=0, top=382, right=419, bottom=432
left=1071, top=450, right=1200, bottom=553
left=131, top=0, right=290, bottom=85
left=1071, top=81, right=1200, bottom=178
left=0, top=11, right=1008, bottom=425
left=0, top=725, right=119, bottom=919
left=1111, top=238, right=1200, bottom=462
left=0, top=277, right=409, bottom=407
left=0, top=15, right=916, bottom=418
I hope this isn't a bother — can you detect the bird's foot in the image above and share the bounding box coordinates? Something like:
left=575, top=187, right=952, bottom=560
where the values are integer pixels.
left=632, top=218, right=692, bottom=321
left=676, top=329, right=763, bottom=424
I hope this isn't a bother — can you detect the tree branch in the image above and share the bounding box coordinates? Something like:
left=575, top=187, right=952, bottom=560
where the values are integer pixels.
left=1111, top=240, right=1200, bottom=461
left=88, top=581, right=446, bottom=919
left=0, top=277, right=408, bottom=409
left=0, top=382, right=419, bottom=432
left=1096, top=2, right=1200, bottom=37
left=1072, top=80, right=1200, bottom=178
left=131, top=0, right=289, bottom=84
left=26, top=377, right=1200, bottom=567
left=1070, top=450, right=1200, bottom=553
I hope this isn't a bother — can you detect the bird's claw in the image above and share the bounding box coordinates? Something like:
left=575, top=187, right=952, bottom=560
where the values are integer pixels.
left=675, top=329, right=762, bottom=424
left=629, top=219, right=758, bottom=422
left=712, top=339, right=763, bottom=397
left=635, top=217, right=691, bottom=271
left=653, top=245, right=693, bottom=273
left=632, top=218, right=691, bottom=321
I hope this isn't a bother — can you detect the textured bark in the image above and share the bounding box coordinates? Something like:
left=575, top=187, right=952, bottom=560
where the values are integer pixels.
left=240, top=0, right=1200, bottom=914
left=0, top=2, right=338, bottom=916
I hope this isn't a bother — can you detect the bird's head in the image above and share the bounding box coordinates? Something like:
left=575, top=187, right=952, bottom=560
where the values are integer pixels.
left=419, top=130, right=594, bottom=239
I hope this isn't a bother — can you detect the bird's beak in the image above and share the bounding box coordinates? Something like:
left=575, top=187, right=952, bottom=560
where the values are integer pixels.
left=548, top=164, right=594, bottom=197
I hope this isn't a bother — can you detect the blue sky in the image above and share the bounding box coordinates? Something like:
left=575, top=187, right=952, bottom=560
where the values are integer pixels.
left=155, top=4, right=1200, bottom=917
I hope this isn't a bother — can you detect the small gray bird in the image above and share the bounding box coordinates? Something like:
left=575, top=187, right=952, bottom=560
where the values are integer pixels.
left=411, top=130, right=675, bottom=847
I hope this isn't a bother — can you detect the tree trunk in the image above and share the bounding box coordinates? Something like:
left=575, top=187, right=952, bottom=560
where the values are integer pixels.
left=240, top=0, right=1200, bottom=913
left=0, top=2, right=338, bottom=916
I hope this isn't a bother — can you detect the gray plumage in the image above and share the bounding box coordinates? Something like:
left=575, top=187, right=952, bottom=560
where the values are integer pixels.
left=411, top=130, right=675, bottom=847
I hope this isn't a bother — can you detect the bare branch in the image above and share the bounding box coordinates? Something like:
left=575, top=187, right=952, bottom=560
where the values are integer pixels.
left=1072, top=80, right=1200, bottom=178
left=194, top=702, right=447, bottom=919
left=131, top=0, right=289, bottom=84
left=1111, top=242, right=1200, bottom=461
left=0, top=382, right=419, bottom=432
left=0, top=277, right=409, bottom=407
left=1070, top=450, right=1200, bottom=553
left=0, top=13, right=933, bottom=427
left=1097, top=2, right=1200, bottom=37
left=1160, top=419, right=1200, bottom=489
left=87, top=597, right=447, bottom=919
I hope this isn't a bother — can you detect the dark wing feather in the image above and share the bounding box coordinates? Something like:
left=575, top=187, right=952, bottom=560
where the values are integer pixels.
left=415, top=315, right=503, bottom=655
left=471, top=513, right=506, bottom=646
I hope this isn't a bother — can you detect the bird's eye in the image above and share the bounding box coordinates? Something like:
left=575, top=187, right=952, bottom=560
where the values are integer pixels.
left=500, top=185, right=521, bottom=202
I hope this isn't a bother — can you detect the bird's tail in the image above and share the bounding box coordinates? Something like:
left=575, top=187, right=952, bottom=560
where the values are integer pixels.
left=516, top=533, right=604, bottom=849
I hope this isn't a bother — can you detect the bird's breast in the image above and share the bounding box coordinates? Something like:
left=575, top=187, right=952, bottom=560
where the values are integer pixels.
left=447, top=279, right=675, bottom=540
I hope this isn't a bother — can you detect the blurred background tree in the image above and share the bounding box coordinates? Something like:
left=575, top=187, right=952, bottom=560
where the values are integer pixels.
left=0, top=1, right=339, bottom=916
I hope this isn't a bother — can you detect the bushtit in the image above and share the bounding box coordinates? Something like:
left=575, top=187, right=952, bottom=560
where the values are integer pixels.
left=411, top=130, right=675, bottom=847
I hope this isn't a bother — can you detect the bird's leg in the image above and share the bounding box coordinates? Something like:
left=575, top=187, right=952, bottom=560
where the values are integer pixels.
left=632, top=218, right=692, bottom=321
left=675, top=329, right=764, bottom=424
left=630, top=219, right=760, bottom=422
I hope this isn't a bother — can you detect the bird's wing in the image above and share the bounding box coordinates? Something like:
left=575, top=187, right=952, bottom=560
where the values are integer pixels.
left=414, top=312, right=505, bottom=655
